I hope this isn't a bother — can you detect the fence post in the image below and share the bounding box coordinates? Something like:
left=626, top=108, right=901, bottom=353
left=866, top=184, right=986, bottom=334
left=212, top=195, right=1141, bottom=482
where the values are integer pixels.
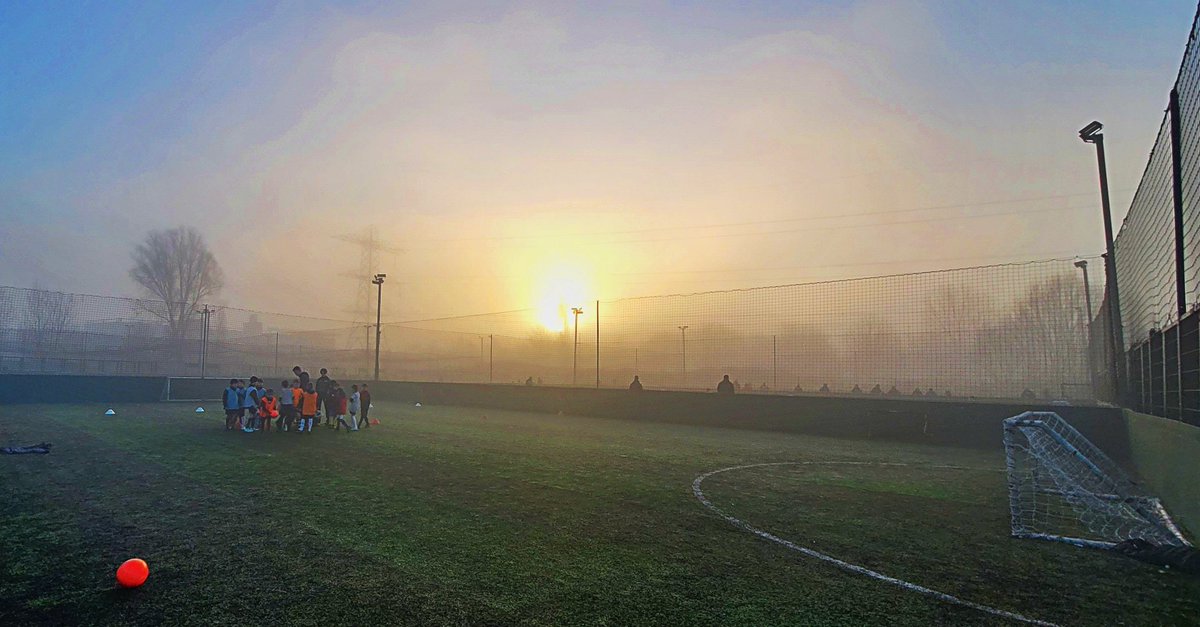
left=773, top=334, right=778, bottom=390
left=489, top=334, right=494, bottom=383
left=595, top=299, right=600, bottom=388
left=1171, top=89, right=1188, bottom=321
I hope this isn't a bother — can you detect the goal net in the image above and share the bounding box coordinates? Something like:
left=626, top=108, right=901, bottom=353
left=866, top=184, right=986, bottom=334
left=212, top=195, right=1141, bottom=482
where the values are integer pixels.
left=1002, top=411, right=1190, bottom=550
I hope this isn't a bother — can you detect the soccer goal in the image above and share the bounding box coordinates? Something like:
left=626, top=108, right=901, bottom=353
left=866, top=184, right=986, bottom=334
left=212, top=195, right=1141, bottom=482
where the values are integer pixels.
left=1002, top=411, right=1191, bottom=550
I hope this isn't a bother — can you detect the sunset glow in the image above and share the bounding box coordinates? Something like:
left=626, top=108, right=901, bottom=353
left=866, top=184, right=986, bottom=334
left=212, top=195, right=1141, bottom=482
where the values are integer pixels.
left=533, top=265, right=592, bottom=332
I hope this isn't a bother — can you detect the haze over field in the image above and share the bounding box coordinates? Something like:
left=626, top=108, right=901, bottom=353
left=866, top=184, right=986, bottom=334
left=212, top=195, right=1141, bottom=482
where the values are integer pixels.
left=1, top=1, right=1195, bottom=324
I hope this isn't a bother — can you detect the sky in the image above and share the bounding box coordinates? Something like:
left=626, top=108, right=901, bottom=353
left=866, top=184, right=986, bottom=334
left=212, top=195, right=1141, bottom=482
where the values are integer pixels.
left=0, top=0, right=1196, bottom=325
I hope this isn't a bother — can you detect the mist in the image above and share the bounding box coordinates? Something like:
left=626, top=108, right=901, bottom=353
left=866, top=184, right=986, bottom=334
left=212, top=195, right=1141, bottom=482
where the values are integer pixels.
left=0, top=1, right=1193, bottom=323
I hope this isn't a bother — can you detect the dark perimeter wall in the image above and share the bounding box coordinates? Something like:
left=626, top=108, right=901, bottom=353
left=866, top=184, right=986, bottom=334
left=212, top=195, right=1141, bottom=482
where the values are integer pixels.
left=1124, top=410, right=1200, bottom=539
left=368, top=382, right=1127, bottom=456
left=8, top=374, right=1127, bottom=457
left=0, top=374, right=165, bottom=405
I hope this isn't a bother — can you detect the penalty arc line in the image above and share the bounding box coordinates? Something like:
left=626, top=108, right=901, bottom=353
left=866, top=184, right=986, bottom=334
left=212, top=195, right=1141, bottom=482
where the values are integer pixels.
left=691, top=461, right=1057, bottom=627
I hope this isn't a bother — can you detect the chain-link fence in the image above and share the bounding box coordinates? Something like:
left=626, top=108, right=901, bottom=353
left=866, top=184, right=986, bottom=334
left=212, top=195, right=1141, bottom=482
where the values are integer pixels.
left=380, top=258, right=1104, bottom=400
left=1109, top=5, right=1200, bottom=424
left=0, top=286, right=377, bottom=380
left=0, top=256, right=1105, bottom=402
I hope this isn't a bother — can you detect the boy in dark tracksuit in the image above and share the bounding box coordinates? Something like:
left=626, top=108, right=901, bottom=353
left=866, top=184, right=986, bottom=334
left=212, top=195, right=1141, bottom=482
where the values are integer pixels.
left=223, top=379, right=240, bottom=430
left=315, top=369, right=332, bottom=426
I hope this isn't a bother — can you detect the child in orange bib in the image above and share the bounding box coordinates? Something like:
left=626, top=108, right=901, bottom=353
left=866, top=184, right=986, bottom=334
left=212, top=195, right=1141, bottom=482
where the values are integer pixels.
left=258, top=390, right=279, bottom=432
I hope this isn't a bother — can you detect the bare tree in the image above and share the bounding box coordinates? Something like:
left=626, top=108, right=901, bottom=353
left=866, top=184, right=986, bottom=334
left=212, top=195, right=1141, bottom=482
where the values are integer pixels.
left=130, top=227, right=223, bottom=340
left=21, top=287, right=75, bottom=356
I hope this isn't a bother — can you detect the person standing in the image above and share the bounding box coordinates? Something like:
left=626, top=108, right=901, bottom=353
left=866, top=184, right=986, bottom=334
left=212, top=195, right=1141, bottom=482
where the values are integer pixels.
left=358, top=384, right=372, bottom=429
left=277, top=380, right=294, bottom=431
left=629, top=376, right=643, bottom=392
left=223, top=379, right=240, bottom=431
left=333, top=382, right=352, bottom=431
left=242, top=377, right=262, bottom=432
left=315, top=368, right=333, bottom=426
left=259, top=389, right=279, bottom=433
left=347, top=384, right=361, bottom=432
left=716, top=375, right=735, bottom=396
left=299, top=383, right=319, bottom=433
left=292, top=366, right=311, bottom=391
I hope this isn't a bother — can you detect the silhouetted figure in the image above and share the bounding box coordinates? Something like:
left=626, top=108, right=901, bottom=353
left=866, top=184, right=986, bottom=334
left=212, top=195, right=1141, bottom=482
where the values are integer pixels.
left=794, top=384, right=803, bottom=393
left=1021, top=388, right=1035, bottom=399
left=742, top=382, right=752, bottom=392
left=927, top=388, right=936, bottom=397
left=759, top=383, right=769, bottom=392
left=886, top=385, right=900, bottom=395
left=944, top=390, right=952, bottom=397
left=629, top=376, right=643, bottom=392
left=525, top=377, right=534, bottom=386
left=717, top=375, right=735, bottom=395
left=851, top=384, right=863, bottom=394
left=870, top=384, right=882, bottom=395
left=819, top=384, right=830, bottom=393
left=912, top=388, right=924, bottom=396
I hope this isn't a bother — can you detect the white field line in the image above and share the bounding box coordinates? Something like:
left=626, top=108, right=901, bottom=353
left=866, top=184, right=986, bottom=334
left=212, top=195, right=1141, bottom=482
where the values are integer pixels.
left=692, top=461, right=1057, bottom=627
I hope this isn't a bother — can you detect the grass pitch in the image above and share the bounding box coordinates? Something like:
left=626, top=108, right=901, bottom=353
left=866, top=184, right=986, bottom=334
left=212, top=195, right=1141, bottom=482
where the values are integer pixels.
left=2, top=402, right=1197, bottom=626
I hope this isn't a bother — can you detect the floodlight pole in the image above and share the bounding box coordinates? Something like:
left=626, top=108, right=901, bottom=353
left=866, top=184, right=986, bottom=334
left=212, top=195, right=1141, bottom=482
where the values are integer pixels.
left=595, top=300, right=600, bottom=389
left=489, top=334, right=494, bottom=383
left=372, top=274, right=386, bottom=381
left=678, top=325, right=689, bottom=388
left=1075, top=260, right=1095, bottom=396
left=773, top=334, right=778, bottom=390
left=1080, top=122, right=1126, bottom=400
left=198, top=304, right=213, bottom=379
left=571, top=307, right=584, bottom=385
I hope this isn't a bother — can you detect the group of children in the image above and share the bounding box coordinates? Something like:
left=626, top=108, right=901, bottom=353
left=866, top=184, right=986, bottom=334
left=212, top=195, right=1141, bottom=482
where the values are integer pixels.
left=221, top=369, right=373, bottom=434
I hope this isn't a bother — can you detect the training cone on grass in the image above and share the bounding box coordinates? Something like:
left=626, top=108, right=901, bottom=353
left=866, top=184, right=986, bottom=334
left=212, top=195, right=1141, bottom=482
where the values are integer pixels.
left=104, top=409, right=116, bottom=416
left=116, top=558, right=149, bottom=588
left=370, top=418, right=380, bottom=425
left=194, top=407, right=205, bottom=413
left=415, top=403, right=422, bottom=407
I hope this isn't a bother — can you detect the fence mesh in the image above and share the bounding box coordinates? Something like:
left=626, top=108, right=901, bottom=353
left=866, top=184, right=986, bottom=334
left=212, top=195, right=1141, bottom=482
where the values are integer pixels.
left=1109, top=5, right=1200, bottom=423
left=0, top=257, right=1104, bottom=401
left=373, top=258, right=1102, bottom=399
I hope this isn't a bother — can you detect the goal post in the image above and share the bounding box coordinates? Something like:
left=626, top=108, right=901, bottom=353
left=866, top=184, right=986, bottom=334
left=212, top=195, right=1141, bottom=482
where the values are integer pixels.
left=1002, top=411, right=1191, bottom=550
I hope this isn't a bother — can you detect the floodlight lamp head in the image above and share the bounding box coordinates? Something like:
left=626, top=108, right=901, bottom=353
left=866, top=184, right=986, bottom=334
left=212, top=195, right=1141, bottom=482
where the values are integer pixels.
left=1074, top=259, right=1088, bottom=269
left=1079, top=121, right=1103, bottom=143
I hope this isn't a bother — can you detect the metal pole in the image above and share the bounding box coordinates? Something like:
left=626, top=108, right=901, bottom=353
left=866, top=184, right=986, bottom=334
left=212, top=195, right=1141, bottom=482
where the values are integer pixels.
left=1076, top=261, right=1095, bottom=396
left=274, top=332, right=279, bottom=373
left=199, top=304, right=211, bottom=379
left=374, top=278, right=383, bottom=381
left=1086, top=130, right=1126, bottom=399
left=773, top=334, right=777, bottom=390
left=572, top=308, right=581, bottom=385
left=634, top=347, right=638, bottom=376
left=489, top=334, right=494, bottom=383
left=595, top=299, right=600, bottom=388
left=1171, top=89, right=1188, bottom=320
left=678, top=325, right=688, bottom=388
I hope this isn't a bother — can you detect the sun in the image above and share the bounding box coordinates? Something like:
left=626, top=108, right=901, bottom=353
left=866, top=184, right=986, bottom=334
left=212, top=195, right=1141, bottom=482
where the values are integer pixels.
left=534, top=266, right=591, bottom=332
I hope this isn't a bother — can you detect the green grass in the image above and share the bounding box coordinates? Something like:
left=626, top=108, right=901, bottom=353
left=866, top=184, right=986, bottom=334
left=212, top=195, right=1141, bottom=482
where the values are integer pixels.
left=1, top=402, right=1197, bottom=626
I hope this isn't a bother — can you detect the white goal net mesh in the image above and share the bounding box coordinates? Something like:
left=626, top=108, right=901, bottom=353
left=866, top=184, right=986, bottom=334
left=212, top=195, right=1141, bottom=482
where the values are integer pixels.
left=1003, top=411, right=1190, bottom=549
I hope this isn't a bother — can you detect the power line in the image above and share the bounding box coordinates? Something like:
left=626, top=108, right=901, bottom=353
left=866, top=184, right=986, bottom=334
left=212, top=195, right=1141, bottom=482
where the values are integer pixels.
left=408, top=249, right=1096, bottom=282
left=404, top=190, right=1109, bottom=245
